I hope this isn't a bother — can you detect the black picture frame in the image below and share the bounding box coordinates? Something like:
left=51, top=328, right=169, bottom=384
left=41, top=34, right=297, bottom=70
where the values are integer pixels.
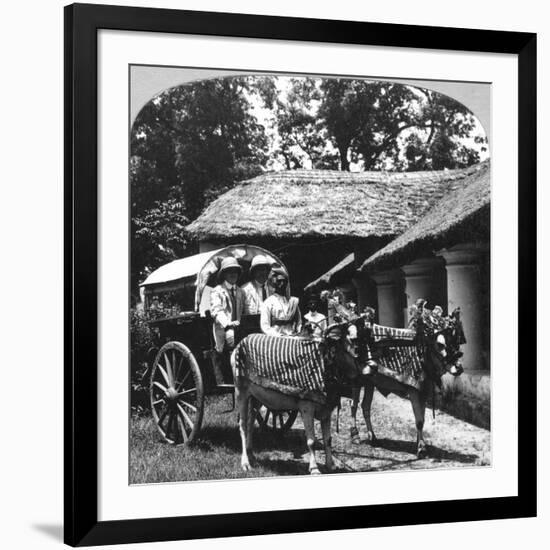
left=64, top=2, right=537, bottom=546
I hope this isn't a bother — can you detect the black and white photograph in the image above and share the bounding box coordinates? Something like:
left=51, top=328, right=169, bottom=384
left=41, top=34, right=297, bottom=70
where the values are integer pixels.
left=1, top=0, right=545, bottom=547
left=129, top=68, right=491, bottom=484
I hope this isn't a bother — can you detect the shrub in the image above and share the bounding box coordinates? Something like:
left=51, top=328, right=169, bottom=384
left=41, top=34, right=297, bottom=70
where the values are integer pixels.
left=130, top=307, right=156, bottom=414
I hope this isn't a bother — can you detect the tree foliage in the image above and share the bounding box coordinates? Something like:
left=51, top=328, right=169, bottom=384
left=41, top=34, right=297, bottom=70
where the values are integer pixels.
left=131, top=77, right=268, bottom=220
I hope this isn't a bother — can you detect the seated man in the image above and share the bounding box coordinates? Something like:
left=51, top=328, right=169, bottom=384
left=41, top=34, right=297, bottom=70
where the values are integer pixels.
left=241, top=255, right=272, bottom=315
left=260, top=267, right=302, bottom=336
left=210, top=257, right=245, bottom=383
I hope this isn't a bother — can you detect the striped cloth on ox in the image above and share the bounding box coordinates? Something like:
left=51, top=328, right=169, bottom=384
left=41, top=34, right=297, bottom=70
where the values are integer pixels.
left=234, top=333, right=327, bottom=404
left=371, top=323, right=416, bottom=343
left=375, top=344, right=426, bottom=391
left=369, top=324, right=426, bottom=390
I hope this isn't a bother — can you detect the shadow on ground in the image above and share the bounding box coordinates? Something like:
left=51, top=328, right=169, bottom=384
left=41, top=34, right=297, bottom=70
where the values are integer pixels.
left=194, top=424, right=305, bottom=454
left=366, top=437, right=479, bottom=463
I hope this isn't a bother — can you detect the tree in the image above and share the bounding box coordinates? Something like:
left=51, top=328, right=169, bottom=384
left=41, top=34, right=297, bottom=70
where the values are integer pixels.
left=267, top=78, right=339, bottom=170
left=131, top=77, right=268, bottom=220
left=131, top=198, right=190, bottom=293
left=319, top=80, right=485, bottom=171
left=318, top=79, right=372, bottom=170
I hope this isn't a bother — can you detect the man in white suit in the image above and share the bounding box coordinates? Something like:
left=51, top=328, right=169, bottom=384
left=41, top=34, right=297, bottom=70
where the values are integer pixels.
left=241, top=255, right=272, bottom=315
left=210, top=257, right=246, bottom=353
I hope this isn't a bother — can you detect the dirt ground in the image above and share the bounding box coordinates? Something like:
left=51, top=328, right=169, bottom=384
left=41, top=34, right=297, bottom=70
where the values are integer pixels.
left=306, top=391, right=491, bottom=473
left=130, top=391, right=490, bottom=483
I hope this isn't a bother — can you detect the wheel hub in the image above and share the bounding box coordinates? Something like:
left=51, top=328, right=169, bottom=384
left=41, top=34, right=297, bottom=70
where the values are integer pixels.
left=165, top=386, right=178, bottom=402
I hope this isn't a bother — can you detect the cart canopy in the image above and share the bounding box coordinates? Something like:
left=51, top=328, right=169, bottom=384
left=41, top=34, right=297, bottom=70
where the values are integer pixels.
left=140, top=249, right=223, bottom=291
left=140, top=244, right=289, bottom=315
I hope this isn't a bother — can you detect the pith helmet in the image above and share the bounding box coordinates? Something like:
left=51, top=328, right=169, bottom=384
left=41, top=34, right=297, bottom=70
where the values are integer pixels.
left=250, top=255, right=272, bottom=272
left=217, top=257, right=242, bottom=281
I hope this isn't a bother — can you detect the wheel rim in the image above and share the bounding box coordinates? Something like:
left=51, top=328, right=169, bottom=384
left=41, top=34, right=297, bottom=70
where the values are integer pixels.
left=256, top=406, right=298, bottom=432
left=150, top=342, right=204, bottom=444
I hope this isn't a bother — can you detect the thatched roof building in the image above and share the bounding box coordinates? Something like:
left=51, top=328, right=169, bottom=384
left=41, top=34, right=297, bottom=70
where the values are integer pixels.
left=186, top=164, right=489, bottom=240
left=361, top=159, right=490, bottom=272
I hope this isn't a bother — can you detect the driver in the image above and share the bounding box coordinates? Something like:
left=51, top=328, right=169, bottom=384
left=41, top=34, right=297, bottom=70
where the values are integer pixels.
left=304, top=296, right=327, bottom=338
left=260, top=267, right=302, bottom=336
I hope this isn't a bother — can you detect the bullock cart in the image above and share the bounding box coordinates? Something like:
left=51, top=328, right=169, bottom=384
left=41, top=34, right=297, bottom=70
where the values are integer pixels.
left=140, top=244, right=298, bottom=445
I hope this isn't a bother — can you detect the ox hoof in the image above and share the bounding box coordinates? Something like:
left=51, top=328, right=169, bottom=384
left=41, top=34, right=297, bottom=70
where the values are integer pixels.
left=362, top=360, right=378, bottom=376
left=416, top=443, right=427, bottom=459
left=241, top=461, right=252, bottom=472
left=450, top=364, right=464, bottom=376
left=366, top=432, right=377, bottom=446
left=350, top=427, right=361, bottom=445
left=310, top=467, right=321, bottom=475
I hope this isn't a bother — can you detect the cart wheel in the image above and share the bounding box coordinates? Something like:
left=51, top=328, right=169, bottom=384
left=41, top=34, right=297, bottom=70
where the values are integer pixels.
left=256, top=406, right=298, bottom=433
left=150, top=342, right=204, bottom=445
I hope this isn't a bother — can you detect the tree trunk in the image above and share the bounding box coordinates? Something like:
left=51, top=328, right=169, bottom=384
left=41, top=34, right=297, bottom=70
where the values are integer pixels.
left=339, top=145, right=350, bottom=171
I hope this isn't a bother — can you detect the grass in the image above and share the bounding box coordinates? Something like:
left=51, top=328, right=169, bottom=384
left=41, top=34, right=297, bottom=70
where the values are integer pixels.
left=130, top=395, right=310, bottom=484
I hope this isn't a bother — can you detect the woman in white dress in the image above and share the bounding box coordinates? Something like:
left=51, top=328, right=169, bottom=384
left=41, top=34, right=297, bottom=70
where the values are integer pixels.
left=260, top=267, right=302, bottom=336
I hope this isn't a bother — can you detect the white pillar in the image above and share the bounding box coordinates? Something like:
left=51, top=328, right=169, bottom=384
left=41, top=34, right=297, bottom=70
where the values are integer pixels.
left=436, top=244, right=486, bottom=373
left=371, top=271, right=401, bottom=327
left=401, top=258, right=441, bottom=325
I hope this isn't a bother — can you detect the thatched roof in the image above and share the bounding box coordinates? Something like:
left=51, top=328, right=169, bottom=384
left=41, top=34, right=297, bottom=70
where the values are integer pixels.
left=186, top=163, right=489, bottom=240
left=361, top=160, right=490, bottom=271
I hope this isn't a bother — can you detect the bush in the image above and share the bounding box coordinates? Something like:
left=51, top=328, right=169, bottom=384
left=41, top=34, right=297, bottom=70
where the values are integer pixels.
left=130, top=307, right=156, bottom=414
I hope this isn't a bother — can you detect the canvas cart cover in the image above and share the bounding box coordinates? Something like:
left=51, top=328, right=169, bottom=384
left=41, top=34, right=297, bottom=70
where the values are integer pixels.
left=140, top=249, right=224, bottom=293
left=234, top=333, right=327, bottom=404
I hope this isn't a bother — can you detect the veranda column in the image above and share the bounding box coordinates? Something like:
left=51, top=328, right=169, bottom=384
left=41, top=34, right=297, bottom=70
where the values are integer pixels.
left=401, top=258, right=440, bottom=325
left=370, top=270, right=401, bottom=327
left=352, top=276, right=371, bottom=313
left=436, top=244, right=486, bottom=373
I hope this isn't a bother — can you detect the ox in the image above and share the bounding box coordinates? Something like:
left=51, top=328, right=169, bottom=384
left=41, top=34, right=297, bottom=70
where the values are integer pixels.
left=350, top=302, right=465, bottom=457
left=231, top=324, right=362, bottom=474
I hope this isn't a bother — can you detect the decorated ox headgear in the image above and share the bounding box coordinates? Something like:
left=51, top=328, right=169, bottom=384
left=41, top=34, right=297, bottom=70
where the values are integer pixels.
left=362, top=306, right=376, bottom=323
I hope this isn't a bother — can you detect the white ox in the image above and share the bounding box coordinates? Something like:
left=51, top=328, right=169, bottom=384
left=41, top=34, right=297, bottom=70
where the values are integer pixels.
left=231, top=325, right=361, bottom=474
left=350, top=306, right=465, bottom=457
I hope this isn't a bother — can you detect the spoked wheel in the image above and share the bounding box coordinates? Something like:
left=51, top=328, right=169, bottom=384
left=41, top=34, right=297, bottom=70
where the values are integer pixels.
left=150, top=342, right=204, bottom=445
left=256, top=406, right=298, bottom=433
